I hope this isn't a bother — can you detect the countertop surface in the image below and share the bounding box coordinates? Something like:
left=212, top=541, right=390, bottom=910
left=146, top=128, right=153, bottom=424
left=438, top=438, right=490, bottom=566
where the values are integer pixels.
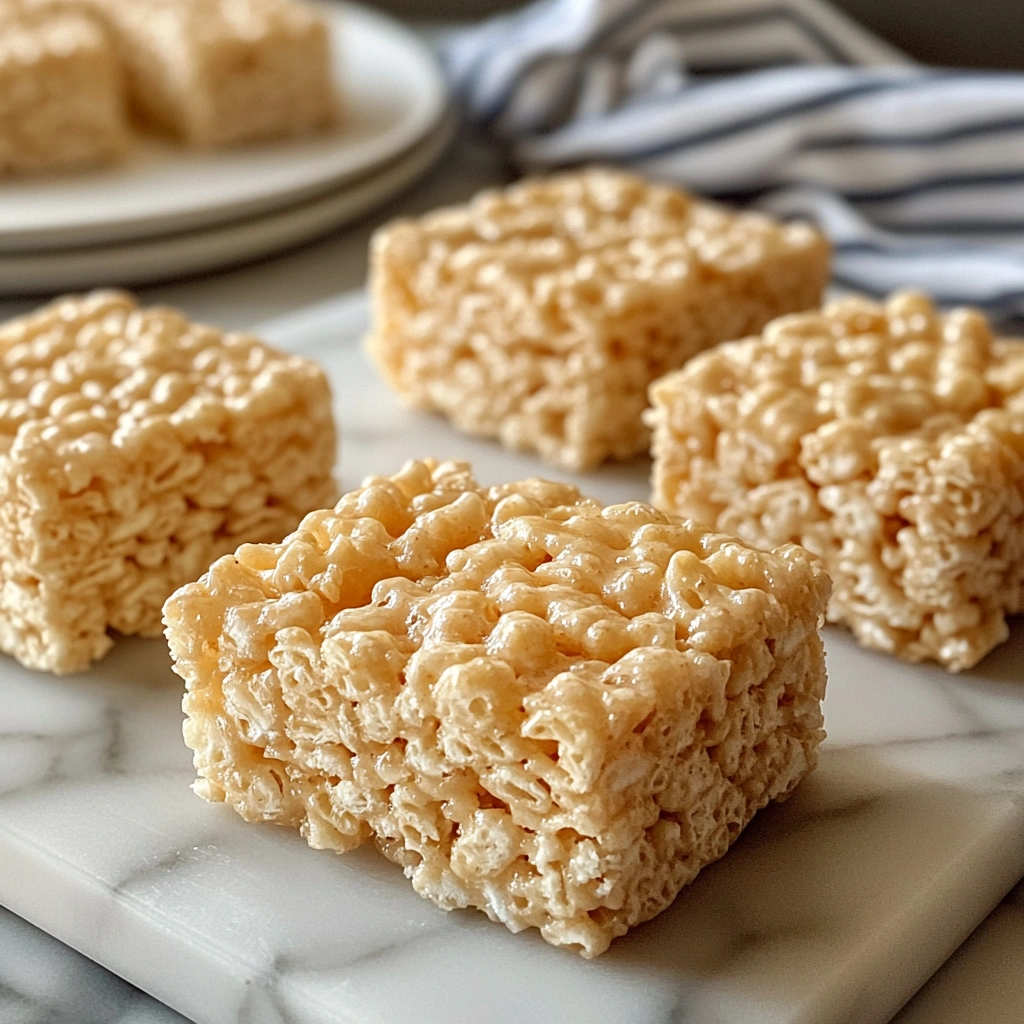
left=0, top=132, right=1022, bottom=1024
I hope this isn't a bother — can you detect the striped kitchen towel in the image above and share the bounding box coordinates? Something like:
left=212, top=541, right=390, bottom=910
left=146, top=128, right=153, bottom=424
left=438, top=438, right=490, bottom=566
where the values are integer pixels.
left=445, top=0, right=1024, bottom=317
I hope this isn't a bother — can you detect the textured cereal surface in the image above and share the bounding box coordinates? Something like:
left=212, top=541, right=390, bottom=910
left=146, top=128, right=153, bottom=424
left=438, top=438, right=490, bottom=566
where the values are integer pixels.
left=167, top=458, right=830, bottom=957
left=0, top=2, right=127, bottom=174
left=31, top=0, right=336, bottom=147
left=365, top=168, right=830, bottom=471
left=649, top=291, right=1024, bottom=671
left=0, top=291, right=337, bottom=674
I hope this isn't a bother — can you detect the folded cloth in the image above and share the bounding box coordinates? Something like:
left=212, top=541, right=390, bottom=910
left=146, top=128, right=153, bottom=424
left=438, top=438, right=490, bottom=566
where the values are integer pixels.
left=446, top=0, right=1024, bottom=317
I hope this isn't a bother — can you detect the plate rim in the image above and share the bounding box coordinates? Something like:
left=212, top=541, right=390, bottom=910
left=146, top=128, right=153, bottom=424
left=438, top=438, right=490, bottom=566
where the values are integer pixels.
left=0, top=113, right=456, bottom=295
left=0, top=2, right=448, bottom=252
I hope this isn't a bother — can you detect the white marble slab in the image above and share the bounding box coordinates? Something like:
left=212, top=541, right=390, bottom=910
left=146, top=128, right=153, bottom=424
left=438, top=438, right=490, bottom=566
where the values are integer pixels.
left=1, top=293, right=1023, bottom=1024
left=4, top=876, right=1023, bottom=1024
left=0, top=906, right=187, bottom=1024
left=894, top=883, right=1024, bottom=1024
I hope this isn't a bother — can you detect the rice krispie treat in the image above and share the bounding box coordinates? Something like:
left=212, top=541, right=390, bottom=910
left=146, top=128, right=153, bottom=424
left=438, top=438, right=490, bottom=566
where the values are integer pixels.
left=0, top=3, right=127, bottom=174
left=365, top=169, right=830, bottom=471
left=37, top=0, right=336, bottom=147
left=166, top=458, right=830, bottom=957
left=0, top=291, right=337, bottom=674
left=649, top=291, right=1024, bottom=672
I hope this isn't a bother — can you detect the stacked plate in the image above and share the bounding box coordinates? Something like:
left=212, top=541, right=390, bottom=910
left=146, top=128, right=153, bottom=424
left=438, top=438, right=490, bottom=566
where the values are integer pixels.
left=0, top=2, right=451, bottom=294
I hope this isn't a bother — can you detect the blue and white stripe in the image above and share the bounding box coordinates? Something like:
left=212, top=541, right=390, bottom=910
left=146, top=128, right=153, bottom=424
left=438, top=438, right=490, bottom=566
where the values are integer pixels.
left=445, top=0, right=1024, bottom=318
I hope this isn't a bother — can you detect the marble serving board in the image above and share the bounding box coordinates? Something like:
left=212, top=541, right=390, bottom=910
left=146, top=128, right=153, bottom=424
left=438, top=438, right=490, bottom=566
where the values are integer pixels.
left=1, top=293, right=1022, bottom=1024
left=3, top=888, right=1024, bottom=1024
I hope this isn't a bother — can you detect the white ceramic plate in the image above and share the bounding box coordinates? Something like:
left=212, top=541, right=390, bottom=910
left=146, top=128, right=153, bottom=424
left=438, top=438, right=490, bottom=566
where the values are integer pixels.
left=0, top=2, right=447, bottom=252
left=0, top=114, right=455, bottom=294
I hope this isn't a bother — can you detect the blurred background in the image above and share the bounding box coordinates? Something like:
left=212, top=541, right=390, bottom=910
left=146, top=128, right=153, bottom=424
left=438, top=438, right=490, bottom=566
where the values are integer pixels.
left=370, top=0, right=1024, bottom=68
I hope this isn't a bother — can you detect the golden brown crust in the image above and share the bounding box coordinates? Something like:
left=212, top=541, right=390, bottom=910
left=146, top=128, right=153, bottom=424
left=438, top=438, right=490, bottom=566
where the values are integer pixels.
left=365, top=168, right=830, bottom=471
left=649, top=290, right=1024, bottom=671
left=166, top=458, right=829, bottom=956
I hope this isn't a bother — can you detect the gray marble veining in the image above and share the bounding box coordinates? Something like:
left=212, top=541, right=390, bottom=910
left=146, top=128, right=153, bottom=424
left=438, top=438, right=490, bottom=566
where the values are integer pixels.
left=0, top=906, right=187, bottom=1024
left=4, top=885, right=1022, bottom=1024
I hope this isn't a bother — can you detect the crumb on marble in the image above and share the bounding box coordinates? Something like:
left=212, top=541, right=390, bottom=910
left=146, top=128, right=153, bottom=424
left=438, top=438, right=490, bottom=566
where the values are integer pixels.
left=648, top=290, right=1024, bottom=672
left=166, top=458, right=830, bottom=957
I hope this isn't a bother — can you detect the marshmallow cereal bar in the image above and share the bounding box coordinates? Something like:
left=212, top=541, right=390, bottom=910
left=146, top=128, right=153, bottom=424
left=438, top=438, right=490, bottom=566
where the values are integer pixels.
left=47, top=0, right=336, bottom=147
left=649, top=291, right=1024, bottom=671
left=0, top=291, right=337, bottom=674
left=165, top=458, right=830, bottom=957
left=366, top=169, right=830, bottom=470
left=0, top=2, right=127, bottom=174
